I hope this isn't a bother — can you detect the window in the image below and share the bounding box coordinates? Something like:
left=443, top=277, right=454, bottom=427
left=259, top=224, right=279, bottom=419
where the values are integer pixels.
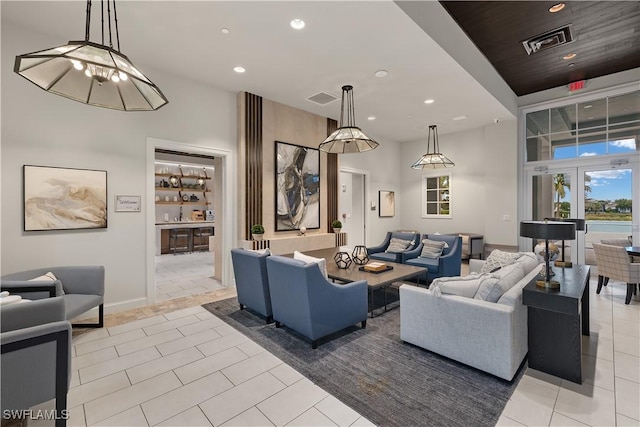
left=525, top=90, right=639, bottom=162
left=422, top=174, right=451, bottom=218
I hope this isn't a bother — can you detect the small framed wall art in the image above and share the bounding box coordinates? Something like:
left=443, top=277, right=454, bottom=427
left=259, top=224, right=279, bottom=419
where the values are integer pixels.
left=23, top=165, right=107, bottom=231
left=115, top=195, right=141, bottom=212
left=379, top=190, right=395, bottom=217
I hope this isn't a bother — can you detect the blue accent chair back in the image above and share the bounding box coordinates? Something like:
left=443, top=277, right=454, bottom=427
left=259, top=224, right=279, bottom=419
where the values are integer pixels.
left=367, top=231, right=420, bottom=263
left=231, top=248, right=273, bottom=323
left=265, top=255, right=368, bottom=348
left=401, top=234, right=462, bottom=283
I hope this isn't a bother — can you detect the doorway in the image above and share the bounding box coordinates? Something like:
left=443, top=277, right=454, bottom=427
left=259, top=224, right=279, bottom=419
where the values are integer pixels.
left=146, top=138, right=234, bottom=306
left=525, top=158, right=639, bottom=266
left=339, top=168, right=368, bottom=246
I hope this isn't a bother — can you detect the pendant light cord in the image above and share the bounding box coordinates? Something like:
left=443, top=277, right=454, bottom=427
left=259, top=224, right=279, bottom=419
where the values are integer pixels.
left=113, top=0, right=121, bottom=51
left=100, top=0, right=104, bottom=45
left=107, top=0, right=113, bottom=48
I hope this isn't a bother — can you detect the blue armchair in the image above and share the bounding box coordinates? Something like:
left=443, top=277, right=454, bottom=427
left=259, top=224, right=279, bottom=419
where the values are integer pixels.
left=266, top=255, right=368, bottom=348
left=231, top=248, right=273, bottom=323
left=367, top=231, right=419, bottom=263
left=401, top=234, right=462, bottom=283
left=1, top=297, right=72, bottom=427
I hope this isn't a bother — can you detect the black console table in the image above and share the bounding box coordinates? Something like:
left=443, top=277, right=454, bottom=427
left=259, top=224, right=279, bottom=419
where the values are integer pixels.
left=522, top=264, right=590, bottom=384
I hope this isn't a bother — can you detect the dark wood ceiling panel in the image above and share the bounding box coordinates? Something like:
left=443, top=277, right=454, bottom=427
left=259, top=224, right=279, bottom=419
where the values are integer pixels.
left=439, top=1, right=640, bottom=96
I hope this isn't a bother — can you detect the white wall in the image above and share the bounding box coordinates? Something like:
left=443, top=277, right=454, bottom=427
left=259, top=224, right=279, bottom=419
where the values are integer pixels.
left=339, top=140, right=403, bottom=246
left=338, top=172, right=365, bottom=246
left=1, top=22, right=237, bottom=310
left=399, top=120, right=518, bottom=246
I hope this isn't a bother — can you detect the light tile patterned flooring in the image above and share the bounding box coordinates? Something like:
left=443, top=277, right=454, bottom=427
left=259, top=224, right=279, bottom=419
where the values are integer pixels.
left=32, top=263, right=640, bottom=426
left=155, top=252, right=224, bottom=302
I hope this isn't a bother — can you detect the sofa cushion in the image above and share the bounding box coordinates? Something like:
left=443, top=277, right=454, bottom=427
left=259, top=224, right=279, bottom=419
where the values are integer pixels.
left=474, top=263, right=524, bottom=302
left=497, top=265, right=542, bottom=307
left=430, top=273, right=484, bottom=298
left=294, top=251, right=328, bottom=279
left=515, top=252, right=538, bottom=275
left=420, top=239, right=449, bottom=258
left=386, top=238, right=412, bottom=253
left=480, top=250, right=521, bottom=274
left=29, top=272, right=65, bottom=296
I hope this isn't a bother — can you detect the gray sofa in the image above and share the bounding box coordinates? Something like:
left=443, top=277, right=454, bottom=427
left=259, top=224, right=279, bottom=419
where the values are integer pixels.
left=1, top=266, right=105, bottom=327
left=399, top=252, right=541, bottom=380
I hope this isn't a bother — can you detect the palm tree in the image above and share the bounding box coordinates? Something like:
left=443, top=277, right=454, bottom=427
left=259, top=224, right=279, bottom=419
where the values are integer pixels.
left=553, top=174, right=569, bottom=218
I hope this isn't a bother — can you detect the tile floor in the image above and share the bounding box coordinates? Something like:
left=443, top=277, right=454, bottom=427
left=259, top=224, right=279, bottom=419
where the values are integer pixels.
left=155, top=252, right=223, bottom=302
left=32, top=266, right=640, bottom=427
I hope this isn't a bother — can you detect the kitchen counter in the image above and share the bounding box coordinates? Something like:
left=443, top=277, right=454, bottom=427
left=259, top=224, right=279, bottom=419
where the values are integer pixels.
left=155, top=221, right=215, bottom=255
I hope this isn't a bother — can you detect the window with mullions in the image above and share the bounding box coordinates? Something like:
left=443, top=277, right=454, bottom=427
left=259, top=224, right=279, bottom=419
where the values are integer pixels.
left=525, top=90, right=639, bottom=162
left=422, top=174, right=451, bottom=218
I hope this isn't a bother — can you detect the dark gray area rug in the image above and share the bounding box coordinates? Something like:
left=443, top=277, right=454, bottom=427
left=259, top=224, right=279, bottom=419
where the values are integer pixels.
left=203, top=297, right=525, bottom=427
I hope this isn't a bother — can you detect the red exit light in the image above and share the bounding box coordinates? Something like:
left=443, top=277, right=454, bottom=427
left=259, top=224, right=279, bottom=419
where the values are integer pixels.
left=568, top=80, right=586, bottom=91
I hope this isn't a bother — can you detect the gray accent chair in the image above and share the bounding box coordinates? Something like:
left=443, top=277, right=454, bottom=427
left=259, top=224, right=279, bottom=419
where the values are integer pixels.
left=1, top=297, right=72, bottom=427
left=367, top=231, right=419, bottom=263
left=401, top=234, right=462, bottom=284
left=1, top=266, right=105, bottom=328
left=266, top=255, right=368, bottom=349
left=231, top=248, right=273, bottom=323
left=593, top=243, right=639, bottom=304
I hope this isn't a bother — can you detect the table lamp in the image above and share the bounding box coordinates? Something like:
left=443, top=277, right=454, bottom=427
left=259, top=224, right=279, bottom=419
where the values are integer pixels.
left=544, top=218, right=586, bottom=268
left=520, top=220, right=576, bottom=289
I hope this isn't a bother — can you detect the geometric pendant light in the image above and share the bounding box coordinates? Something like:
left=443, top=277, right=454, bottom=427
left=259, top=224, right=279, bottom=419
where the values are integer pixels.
left=14, top=0, right=168, bottom=111
left=411, top=125, right=455, bottom=169
left=319, top=85, right=379, bottom=153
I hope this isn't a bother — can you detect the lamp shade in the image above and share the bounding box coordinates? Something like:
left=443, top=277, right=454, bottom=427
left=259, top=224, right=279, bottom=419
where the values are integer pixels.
left=319, top=85, right=379, bottom=153
left=14, top=1, right=168, bottom=111
left=520, top=221, right=576, bottom=240
left=544, top=218, right=586, bottom=231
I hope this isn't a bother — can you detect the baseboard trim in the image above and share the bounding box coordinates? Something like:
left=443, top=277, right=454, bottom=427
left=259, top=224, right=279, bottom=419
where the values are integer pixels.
left=70, top=297, right=148, bottom=322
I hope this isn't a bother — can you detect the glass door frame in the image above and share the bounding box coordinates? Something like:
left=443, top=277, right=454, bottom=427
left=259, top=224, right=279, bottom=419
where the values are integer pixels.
left=523, top=156, right=640, bottom=265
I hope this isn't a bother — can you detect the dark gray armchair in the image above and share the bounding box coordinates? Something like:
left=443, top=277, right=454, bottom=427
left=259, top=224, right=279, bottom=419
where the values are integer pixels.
left=231, top=249, right=273, bottom=323
left=1, top=297, right=72, bottom=427
left=1, top=266, right=105, bottom=328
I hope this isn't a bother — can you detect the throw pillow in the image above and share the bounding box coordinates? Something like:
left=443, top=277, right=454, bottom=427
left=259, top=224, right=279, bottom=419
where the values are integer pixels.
left=293, top=251, right=328, bottom=279
left=386, top=238, right=412, bottom=253
left=429, top=273, right=484, bottom=298
left=480, top=249, right=521, bottom=274
left=29, top=272, right=65, bottom=296
left=420, top=239, right=449, bottom=258
left=474, top=263, right=524, bottom=302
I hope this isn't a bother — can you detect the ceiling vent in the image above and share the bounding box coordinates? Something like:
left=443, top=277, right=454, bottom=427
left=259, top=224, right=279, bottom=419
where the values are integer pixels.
left=522, top=25, right=573, bottom=55
left=307, top=92, right=338, bottom=105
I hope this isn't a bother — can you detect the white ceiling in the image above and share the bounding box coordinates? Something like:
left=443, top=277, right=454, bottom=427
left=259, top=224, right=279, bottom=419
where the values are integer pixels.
left=2, top=1, right=515, bottom=143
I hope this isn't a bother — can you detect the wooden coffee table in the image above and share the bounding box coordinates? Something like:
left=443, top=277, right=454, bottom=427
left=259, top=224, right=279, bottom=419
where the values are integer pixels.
left=299, top=248, right=428, bottom=317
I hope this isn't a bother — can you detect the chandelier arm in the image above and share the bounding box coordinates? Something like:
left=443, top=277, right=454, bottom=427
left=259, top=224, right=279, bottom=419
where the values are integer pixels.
left=107, top=0, right=113, bottom=48
left=339, top=88, right=346, bottom=128
left=115, top=81, right=126, bottom=111
left=113, top=0, right=121, bottom=51
left=86, top=78, right=96, bottom=104
left=434, top=126, right=440, bottom=153
left=85, top=0, right=91, bottom=41
left=101, top=0, right=105, bottom=45
left=348, top=88, right=355, bottom=127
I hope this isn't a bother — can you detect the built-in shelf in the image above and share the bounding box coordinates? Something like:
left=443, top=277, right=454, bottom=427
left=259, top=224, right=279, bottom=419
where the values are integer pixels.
left=155, top=201, right=211, bottom=205
left=155, top=173, right=211, bottom=180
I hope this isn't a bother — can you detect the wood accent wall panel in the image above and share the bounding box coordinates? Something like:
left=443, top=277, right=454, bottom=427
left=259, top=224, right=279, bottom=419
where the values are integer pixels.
left=326, top=118, right=339, bottom=230
left=245, top=93, right=263, bottom=239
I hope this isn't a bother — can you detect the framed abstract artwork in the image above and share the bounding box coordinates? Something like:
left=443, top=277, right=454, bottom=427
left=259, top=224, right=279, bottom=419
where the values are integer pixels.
left=275, top=141, right=320, bottom=231
left=379, top=190, right=395, bottom=217
left=23, top=165, right=108, bottom=231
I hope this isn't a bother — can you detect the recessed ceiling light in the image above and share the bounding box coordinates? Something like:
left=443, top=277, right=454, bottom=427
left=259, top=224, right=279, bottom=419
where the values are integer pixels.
left=588, top=116, right=594, bottom=120
left=568, top=63, right=575, bottom=67
left=424, top=99, right=435, bottom=104
left=374, top=70, right=388, bottom=78
left=290, top=19, right=305, bottom=30
left=563, top=53, right=576, bottom=60
left=221, top=28, right=230, bottom=34
left=548, top=3, right=565, bottom=13
left=233, top=66, right=246, bottom=73
left=452, top=115, right=468, bottom=121
left=584, top=105, right=593, bottom=109
left=368, top=116, right=376, bottom=121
